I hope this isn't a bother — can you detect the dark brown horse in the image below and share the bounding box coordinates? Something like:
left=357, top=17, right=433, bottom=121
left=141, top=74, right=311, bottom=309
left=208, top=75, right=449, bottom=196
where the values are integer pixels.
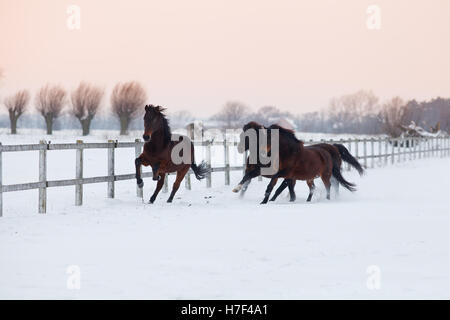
left=233, top=122, right=362, bottom=202
left=232, top=121, right=297, bottom=201
left=260, top=124, right=357, bottom=204
left=135, top=105, right=208, bottom=203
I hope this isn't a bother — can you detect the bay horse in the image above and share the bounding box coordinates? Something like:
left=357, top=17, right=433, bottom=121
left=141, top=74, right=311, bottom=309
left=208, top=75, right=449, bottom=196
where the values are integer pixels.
left=268, top=142, right=365, bottom=202
left=260, top=124, right=356, bottom=204
left=233, top=122, right=362, bottom=202
left=232, top=121, right=297, bottom=201
left=135, top=105, right=208, bottom=203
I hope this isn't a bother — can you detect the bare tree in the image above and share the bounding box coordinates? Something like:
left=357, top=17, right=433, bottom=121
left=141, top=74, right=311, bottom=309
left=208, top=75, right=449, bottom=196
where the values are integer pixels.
left=35, top=84, right=66, bottom=134
left=212, top=101, right=250, bottom=128
left=381, top=96, right=406, bottom=137
left=111, top=81, right=147, bottom=135
left=71, top=82, right=104, bottom=135
left=3, top=90, right=30, bottom=134
left=169, top=110, right=194, bottom=129
left=328, top=90, right=379, bottom=133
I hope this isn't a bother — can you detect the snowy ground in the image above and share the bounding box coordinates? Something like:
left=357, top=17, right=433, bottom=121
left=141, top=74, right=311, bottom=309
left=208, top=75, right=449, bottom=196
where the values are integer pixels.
left=1, top=147, right=450, bottom=299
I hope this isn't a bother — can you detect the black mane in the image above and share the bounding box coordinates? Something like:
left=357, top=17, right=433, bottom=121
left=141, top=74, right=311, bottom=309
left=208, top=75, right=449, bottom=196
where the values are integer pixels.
left=268, top=124, right=302, bottom=153
left=146, top=104, right=172, bottom=146
left=160, top=114, right=171, bottom=146
left=268, top=124, right=301, bottom=143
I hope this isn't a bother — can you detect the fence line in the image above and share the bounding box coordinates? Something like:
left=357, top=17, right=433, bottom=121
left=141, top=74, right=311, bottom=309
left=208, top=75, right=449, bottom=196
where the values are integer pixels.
left=0, top=136, right=449, bottom=216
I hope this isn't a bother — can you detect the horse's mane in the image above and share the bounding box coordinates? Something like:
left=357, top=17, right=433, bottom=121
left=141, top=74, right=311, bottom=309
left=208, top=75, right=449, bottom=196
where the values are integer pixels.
left=147, top=105, right=171, bottom=146
left=243, top=121, right=264, bottom=131
left=268, top=124, right=302, bottom=143
left=268, top=124, right=302, bottom=153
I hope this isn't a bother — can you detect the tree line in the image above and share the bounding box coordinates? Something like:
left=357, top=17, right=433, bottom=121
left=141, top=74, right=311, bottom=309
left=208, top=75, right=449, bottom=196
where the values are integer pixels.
left=2, top=81, right=146, bottom=135
left=2, top=82, right=449, bottom=137
left=210, top=90, right=450, bottom=137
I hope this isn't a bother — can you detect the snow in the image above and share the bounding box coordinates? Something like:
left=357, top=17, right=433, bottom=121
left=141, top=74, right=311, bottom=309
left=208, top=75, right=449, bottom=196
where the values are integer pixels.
left=0, top=131, right=450, bottom=299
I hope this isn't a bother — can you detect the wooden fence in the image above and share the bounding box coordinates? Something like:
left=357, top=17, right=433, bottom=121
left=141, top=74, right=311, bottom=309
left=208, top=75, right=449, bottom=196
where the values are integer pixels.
left=0, top=136, right=449, bottom=216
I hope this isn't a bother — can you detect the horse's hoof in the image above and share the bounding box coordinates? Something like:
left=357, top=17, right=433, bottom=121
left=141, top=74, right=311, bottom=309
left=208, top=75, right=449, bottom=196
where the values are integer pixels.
left=137, top=181, right=144, bottom=188
left=167, top=199, right=173, bottom=203
left=232, top=185, right=242, bottom=193
left=260, top=200, right=268, bottom=204
left=152, top=177, right=159, bottom=181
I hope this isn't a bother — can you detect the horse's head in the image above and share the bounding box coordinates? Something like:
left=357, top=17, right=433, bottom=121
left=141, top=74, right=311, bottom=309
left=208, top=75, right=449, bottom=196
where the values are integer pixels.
left=237, top=121, right=264, bottom=153
left=143, top=104, right=166, bottom=141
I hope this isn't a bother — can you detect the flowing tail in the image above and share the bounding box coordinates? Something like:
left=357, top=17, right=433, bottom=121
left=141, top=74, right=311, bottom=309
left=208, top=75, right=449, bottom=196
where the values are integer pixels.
left=331, top=156, right=357, bottom=192
left=191, top=161, right=209, bottom=180
left=333, top=144, right=365, bottom=176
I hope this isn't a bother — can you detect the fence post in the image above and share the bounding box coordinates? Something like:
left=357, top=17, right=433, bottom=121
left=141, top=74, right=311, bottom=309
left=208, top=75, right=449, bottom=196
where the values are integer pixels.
left=397, top=138, right=402, bottom=162
left=391, top=139, right=395, bottom=164
left=206, top=141, right=212, bottom=188
left=418, top=138, right=422, bottom=159
left=0, top=143, right=2, bottom=217
left=107, top=140, right=115, bottom=198
left=363, top=139, right=367, bottom=168
left=75, top=140, right=83, bottom=206
left=384, top=137, right=388, bottom=165
left=355, top=139, right=359, bottom=164
left=135, top=139, right=143, bottom=198
left=370, top=138, right=375, bottom=168
left=224, top=139, right=230, bottom=185
left=408, top=138, right=412, bottom=161
left=377, top=137, right=381, bottom=167
left=39, top=140, right=47, bottom=214
left=429, top=138, right=432, bottom=157
left=402, top=137, right=408, bottom=162
left=185, top=169, right=191, bottom=190
left=163, top=174, right=169, bottom=193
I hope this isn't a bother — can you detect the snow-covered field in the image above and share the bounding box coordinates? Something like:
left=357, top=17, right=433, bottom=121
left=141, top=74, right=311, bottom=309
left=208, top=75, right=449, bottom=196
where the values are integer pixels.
left=0, top=131, right=449, bottom=299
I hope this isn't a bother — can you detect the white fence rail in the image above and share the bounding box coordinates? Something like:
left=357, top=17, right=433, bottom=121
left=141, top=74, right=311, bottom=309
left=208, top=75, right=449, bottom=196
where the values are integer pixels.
left=0, top=136, right=449, bottom=216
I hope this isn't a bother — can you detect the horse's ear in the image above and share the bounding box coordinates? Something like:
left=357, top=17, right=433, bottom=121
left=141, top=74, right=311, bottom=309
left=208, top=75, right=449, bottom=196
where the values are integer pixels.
left=156, top=105, right=166, bottom=113
left=145, top=105, right=150, bottom=112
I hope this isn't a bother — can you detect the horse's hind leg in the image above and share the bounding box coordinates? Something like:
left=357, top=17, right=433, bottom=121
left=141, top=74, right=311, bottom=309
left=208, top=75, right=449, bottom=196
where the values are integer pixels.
left=270, top=179, right=288, bottom=201
left=321, top=176, right=331, bottom=200
left=331, top=176, right=340, bottom=196
left=149, top=174, right=165, bottom=204
left=167, top=166, right=190, bottom=203
left=288, top=179, right=296, bottom=202
left=306, top=180, right=315, bottom=202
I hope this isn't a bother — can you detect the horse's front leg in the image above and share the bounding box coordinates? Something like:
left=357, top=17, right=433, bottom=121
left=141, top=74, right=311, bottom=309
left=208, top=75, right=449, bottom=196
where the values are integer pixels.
left=151, top=162, right=160, bottom=181
left=270, top=179, right=289, bottom=201
left=261, top=177, right=279, bottom=204
left=232, top=167, right=260, bottom=193
left=149, top=174, right=165, bottom=204
left=135, top=156, right=144, bottom=188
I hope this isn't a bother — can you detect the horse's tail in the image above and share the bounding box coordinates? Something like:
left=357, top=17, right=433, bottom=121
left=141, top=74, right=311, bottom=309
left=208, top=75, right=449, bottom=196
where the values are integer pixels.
left=333, top=144, right=365, bottom=176
left=191, top=161, right=209, bottom=180
left=331, top=156, right=357, bottom=192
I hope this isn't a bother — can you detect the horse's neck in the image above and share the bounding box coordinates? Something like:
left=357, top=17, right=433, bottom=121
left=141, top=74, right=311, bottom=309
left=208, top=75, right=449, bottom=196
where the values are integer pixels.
left=150, top=129, right=171, bottom=150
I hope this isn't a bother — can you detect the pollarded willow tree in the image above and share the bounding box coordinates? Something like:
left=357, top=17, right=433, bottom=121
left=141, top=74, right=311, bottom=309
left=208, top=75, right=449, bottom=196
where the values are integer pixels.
left=71, top=82, right=104, bottom=135
left=3, top=90, right=30, bottom=134
left=35, top=84, right=67, bottom=135
left=111, top=81, right=147, bottom=135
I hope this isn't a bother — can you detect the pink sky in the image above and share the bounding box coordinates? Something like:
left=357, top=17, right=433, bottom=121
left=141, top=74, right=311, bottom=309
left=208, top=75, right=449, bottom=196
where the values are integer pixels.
left=1, top=0, right=450, bottom=116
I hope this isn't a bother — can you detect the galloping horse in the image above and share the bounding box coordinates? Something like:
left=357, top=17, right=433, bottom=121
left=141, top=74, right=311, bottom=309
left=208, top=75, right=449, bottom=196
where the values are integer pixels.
left=135, top=105, right=208, bottom=203
left=233, top=122, right=363, bottom=202
left=232, top=121, right=297, bottom=201
left=259, top=125, right=356, bottom=204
